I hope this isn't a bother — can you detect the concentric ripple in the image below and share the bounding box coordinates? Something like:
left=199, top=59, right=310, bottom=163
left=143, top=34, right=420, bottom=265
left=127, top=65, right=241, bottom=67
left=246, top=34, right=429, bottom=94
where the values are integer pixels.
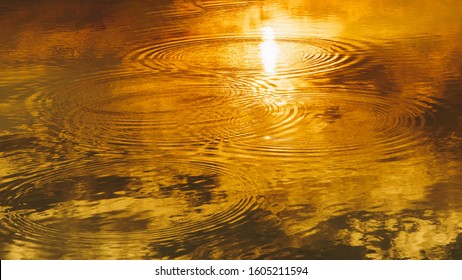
left=223, top=86, right=449, bottom=161
left=125, top=35, right=368, bottom=79
left=26, top=70, right=447, bottom=162
left=0, top=157, right=261, bottom=258
left=25, top=70, right=316, bottom=153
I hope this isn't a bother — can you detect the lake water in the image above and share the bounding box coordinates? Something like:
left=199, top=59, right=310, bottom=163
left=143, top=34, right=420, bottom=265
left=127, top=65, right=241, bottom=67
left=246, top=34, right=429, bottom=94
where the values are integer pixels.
left=0, top=0, right=461, bottom=259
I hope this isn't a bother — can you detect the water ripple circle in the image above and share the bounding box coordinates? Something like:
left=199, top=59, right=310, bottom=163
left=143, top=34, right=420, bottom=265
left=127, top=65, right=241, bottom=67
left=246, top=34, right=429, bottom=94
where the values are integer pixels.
left=125, top=35, right=369, bottom=79
left=0, top=158, right=260, bottom=252
left=223, top=86, right=448, bottom=161
left=26, top=70, right=311, bottom=152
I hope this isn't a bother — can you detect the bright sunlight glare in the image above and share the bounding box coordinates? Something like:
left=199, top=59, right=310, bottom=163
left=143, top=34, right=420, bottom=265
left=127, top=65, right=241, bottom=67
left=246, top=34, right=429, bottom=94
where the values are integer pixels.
left=260, top=27, right=279, bottom=74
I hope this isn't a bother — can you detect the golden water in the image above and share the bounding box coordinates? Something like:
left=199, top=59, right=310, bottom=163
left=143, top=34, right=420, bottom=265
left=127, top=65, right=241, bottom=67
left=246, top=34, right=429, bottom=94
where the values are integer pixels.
left=1, top=0, right=461, bottom=259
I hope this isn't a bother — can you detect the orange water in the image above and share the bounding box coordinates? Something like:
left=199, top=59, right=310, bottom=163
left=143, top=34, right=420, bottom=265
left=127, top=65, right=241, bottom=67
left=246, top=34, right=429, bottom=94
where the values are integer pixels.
left=1, top=0, right=461, bottom=259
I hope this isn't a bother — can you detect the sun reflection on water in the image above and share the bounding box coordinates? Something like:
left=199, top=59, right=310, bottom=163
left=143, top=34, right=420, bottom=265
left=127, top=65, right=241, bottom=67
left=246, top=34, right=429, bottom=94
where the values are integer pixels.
left=260, top=26, right=279, bottom=74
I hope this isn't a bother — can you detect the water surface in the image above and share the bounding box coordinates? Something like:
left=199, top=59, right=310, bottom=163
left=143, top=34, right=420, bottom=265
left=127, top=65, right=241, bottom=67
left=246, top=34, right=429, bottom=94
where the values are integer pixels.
left=1, top=0, right=461, bottom=259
